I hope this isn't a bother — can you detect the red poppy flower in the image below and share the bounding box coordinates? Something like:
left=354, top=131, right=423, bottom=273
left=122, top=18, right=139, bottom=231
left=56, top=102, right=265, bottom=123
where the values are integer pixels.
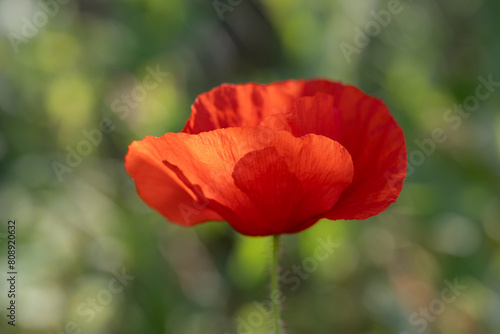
left=125, top=79, right=407, bottom=236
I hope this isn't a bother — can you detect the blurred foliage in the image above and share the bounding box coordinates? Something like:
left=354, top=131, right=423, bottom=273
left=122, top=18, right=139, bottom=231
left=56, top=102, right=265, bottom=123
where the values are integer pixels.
left=0, top=0, right=499, bottom=333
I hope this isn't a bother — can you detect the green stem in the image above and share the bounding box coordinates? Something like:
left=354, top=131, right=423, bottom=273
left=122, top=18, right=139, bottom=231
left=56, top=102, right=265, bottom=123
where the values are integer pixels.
left=271, top=234, right=281, bottom=334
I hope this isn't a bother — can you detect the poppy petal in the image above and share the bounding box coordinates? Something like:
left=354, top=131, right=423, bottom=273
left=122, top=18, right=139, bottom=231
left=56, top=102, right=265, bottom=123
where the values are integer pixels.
left=183, top=78, right=348, bottom=135
left=125, top=138, right=223, bottom=226
left=159, top=127, right=354, bottom=236
left=261, top=90, right=407, bottom=220
left=183, top=80, right=307, bottom=134
left=301, top=78, right=344, bottom=97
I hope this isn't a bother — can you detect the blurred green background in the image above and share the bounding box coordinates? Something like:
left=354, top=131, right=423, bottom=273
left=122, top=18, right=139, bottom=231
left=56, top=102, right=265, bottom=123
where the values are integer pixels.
left=1, top=0, right=499, bottom=333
